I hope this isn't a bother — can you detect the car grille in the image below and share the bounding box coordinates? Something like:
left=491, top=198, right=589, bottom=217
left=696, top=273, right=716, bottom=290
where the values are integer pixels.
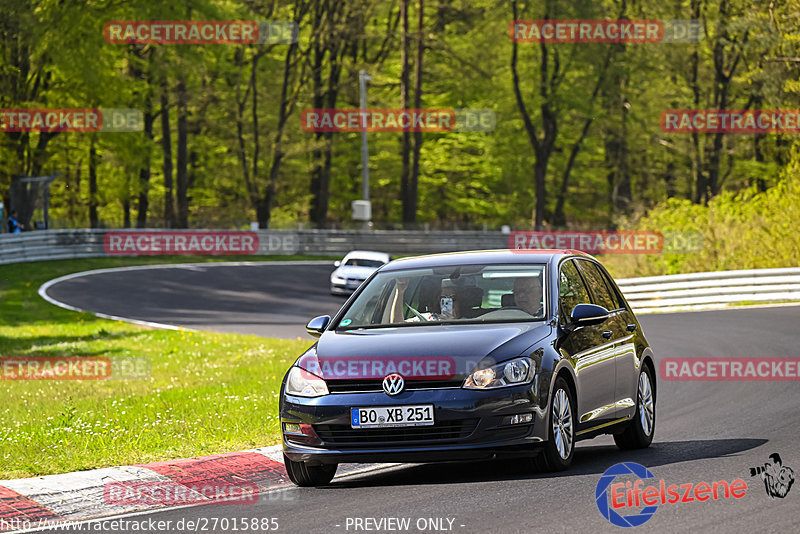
left=326, top=379, right=460, bottom=393
left=314, top=419, right=479, bottom=447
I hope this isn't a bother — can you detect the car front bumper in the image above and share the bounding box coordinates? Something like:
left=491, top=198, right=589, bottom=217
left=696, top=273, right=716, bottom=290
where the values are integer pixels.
left=330, top=282, right=355, bottom=295
left=280, top=384, right=548, bottom=465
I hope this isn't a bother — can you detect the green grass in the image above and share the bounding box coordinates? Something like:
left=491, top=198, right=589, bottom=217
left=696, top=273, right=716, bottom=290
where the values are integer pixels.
left=0, top=255, right=331, bottom=479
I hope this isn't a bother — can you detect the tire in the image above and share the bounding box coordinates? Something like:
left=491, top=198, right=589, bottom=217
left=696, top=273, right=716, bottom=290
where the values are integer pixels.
left=614, top=365, right=656, bottom=450
left=283, top=454, right=337, bottom=487
left=535, top=376, right=575, bottom=472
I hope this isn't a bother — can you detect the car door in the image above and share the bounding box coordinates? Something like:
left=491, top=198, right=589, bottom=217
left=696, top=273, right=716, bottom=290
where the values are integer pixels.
left=557, top=259, right=617, bottom=429
left=595, top=262, right=641, bottom=421
left=575, top=259, right=632, bottom=420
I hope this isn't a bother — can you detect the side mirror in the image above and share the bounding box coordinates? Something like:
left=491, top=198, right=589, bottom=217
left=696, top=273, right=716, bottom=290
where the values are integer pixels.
left=333, top=260, right=341, bottom=268
left=569, top=303, right=610, bottom=329
left=305, top=315, right=331, bottom=338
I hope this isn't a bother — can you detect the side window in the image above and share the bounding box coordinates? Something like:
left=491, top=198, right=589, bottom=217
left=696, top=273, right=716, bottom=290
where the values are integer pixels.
left=576, top=260, right=617, bottom=311
left=559, top=260, right=591, bottom=323
left=597, top=264, right=627, bottom=311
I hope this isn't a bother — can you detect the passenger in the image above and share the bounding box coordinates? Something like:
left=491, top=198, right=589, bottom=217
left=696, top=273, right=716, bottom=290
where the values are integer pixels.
left=513, top=276, right=544, bottom=316
left=389, top=277, right=463, bottom=322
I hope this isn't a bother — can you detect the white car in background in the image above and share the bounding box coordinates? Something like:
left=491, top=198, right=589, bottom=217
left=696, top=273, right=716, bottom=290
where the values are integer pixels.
left=330, top=250, right=390, bottom=295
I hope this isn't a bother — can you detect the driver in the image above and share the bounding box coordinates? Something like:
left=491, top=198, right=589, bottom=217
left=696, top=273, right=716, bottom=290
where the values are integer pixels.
left=390, top=278, right=461, bottom=322
left=513, top=276, right=544, bottom=316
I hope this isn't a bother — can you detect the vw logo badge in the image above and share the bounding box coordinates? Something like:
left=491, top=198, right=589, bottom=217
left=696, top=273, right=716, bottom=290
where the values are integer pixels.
left=382, top=373, right=405, bottom=396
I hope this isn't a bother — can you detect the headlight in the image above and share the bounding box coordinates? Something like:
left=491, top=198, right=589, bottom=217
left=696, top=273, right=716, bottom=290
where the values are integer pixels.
left=331, top=274, right=345, bottom=284
left=463, top=357, right=533, bottom=389
left=285, top=366, right=329, bottom=397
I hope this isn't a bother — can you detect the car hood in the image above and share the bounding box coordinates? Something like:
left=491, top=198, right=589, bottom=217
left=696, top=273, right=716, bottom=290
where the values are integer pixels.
left=311, top=322, right=552, bottom=381
left=333, top=266, right=377, bottom=279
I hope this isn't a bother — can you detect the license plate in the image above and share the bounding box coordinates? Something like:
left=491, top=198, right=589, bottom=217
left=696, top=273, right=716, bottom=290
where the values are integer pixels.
left=351, top=405, right=434, bottom=429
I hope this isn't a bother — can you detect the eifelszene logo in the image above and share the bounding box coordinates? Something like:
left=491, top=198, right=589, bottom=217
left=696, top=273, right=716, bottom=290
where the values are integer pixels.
left=596, top=463, right=658, bottom=527
left=595, top=462, right=748, bottom=528
left=750, top=453, right=795, bottom=499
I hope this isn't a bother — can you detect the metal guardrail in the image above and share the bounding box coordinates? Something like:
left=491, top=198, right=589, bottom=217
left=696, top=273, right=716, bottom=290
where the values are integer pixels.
left=2, top=230, right=799, bottom=312
left=617, top=268, right=800, bottom=312
left=0, top=229, right=508, bottom=265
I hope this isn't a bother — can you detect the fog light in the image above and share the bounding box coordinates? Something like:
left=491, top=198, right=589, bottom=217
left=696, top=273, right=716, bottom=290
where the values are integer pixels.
left=283, top=422, right=302, bottom=434
left=283, top=422, right=322, bottom=445
left=506, top=413, right=533, bottom=425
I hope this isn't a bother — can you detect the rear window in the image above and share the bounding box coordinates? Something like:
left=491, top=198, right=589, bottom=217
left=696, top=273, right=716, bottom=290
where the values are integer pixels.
left=344, top=258, right=385, bottom=268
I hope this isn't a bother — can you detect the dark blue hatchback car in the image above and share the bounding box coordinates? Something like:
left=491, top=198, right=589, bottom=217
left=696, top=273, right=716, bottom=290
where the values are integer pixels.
left=280, top=250, right=657, bottom=486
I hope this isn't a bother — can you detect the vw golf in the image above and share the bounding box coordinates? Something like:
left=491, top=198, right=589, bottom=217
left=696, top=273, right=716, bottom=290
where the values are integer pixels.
left=280, top=250, right=657, bottom=486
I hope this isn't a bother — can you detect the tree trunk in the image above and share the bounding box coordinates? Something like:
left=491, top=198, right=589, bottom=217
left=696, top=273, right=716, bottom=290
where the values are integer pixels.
left=553, top=55, right=612, bottom=226
left=250, top=52, right=263, bottom=222
left=400, top=0, right=412, bottom=225
left=408, top=0, right=424, bottom=226
left=309, top=41, right=327, bottom=228
left=176, top=76, right=189, bottom=228
left=510, top=0, right=558, bottom=229
left=89, top=136, right=98, bottom=228
left=308, top=2, right=348, bottom=229
left=261, top=13, right=303, bottom=229
left=123, top=192, right=131, bottom=228
left=30, top=132, right=58, bottom=177
left=160, top=80, right=174, bottom=228
left=137, top=107, right=154, bottom=228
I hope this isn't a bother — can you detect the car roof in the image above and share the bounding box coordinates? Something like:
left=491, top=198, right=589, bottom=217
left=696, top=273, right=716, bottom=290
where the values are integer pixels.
left=342, top=250, right=391, bottom=261
left=381, top=249, right=593, bottom=271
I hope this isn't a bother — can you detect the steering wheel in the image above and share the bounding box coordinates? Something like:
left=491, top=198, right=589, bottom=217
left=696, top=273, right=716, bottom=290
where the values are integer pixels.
left=405, top=303, right=430, bottom=321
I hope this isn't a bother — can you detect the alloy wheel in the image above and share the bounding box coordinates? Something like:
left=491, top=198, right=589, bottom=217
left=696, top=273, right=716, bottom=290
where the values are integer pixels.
left=638, top=371, right=655, bottom=437
left=552, top=388, right=573, bottom=460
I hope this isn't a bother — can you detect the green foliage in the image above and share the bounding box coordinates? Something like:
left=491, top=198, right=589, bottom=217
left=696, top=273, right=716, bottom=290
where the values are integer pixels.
left=604, top=144, right=800, bottom=278
left=1, top=0, right=799, bottom=231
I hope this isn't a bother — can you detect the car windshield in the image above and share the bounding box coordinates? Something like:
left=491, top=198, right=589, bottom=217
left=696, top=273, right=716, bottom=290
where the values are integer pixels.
left=337, top=264, right=546, bottom=329
left=344, top=258, right=385, bottom=268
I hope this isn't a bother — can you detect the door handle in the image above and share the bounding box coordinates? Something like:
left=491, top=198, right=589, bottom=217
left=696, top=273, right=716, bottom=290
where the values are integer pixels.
left=626, top=324, right=637, bottom=332
left=602, top=330, right=613, bottom=340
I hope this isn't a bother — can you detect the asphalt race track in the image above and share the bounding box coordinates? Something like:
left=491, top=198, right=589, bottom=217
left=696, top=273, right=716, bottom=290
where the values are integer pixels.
left=41, top=263, right=800, bottom=533
left=43, top=262, right=346, bottom=339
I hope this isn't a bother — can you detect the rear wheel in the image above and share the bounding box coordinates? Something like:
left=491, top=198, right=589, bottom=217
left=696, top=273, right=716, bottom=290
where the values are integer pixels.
left=283, top=454, right=337, bottom=487
left=535, top=377, right=575, bottom=472
left=614, top=365, right=655, bottom=450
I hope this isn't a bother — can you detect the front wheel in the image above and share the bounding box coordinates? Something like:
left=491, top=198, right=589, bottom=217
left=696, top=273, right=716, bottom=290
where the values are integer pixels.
left=535, top=377, right=575, bottom=472
left=614, top=365, right=656, bottom=450
left=283, top=454, right=337, bottom=487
